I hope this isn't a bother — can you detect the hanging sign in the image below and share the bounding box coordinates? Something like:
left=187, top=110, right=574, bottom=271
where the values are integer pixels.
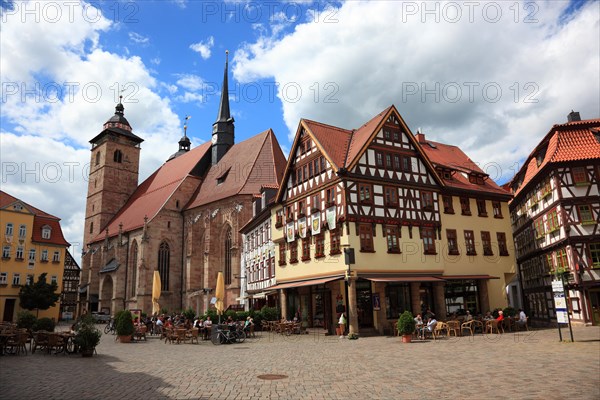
left=552, top=279, right=568, bottom=324
left=311, top=213, right=321, bottom=236
left=298, top=217, right=307, bottom=238
left=286, top=222, right=295, bottom=243
left=326, top=206, right=336, bottom=230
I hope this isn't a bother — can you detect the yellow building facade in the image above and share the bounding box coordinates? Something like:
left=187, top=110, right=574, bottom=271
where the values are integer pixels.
left=0, top=191, right=70, bottom=322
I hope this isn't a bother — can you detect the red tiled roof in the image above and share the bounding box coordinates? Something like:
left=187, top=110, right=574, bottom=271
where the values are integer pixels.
left=345, top=106, right=393, bottom=167
left=92, top=142, right=211, bottom=242
left=186, top=129, right=286, bottom=209
left=512, top=119, right=600, bottom=197
left=0, top=190, right=69, bottom=246
left=302, top=119, right=352, bottom=170
left=32, top=216, right=70, bottom=246
left=421, top=139, right=510, bottom=196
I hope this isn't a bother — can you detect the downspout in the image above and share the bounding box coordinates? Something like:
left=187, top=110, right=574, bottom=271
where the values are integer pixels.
left=181, top=215, right=185, bottom=312
left=123, top=231, right=129, bottom=311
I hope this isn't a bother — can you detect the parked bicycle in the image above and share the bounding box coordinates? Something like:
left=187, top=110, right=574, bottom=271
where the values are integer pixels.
left=104, top=318, right=116, bottom=335
left=211, top=324, right=245, bottom=345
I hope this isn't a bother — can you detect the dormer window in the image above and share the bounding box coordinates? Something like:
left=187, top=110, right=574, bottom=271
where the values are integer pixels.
left=469, top=174, right=485, bottom=185
left=217, top=168, right=231, bottom=185
left=41, top=225, right=51, bottom=239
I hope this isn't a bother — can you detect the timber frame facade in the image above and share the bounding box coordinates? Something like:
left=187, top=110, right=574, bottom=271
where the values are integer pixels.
left=509, top=113, right=600, bottom=325
left=271, top=105, right=515, bottom=335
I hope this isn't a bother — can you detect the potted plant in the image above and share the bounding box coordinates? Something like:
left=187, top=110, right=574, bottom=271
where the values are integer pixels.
left=115, top=309, right=135, bottom=343
left=397, top=311, right=416, bottom=343
left=74, top=314, right=101, bottom=357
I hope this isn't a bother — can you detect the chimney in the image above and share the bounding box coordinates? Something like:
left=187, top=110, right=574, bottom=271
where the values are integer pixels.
left=415, top=129, right=426, bottom=144
left=567, top=110, right=581, bottom=122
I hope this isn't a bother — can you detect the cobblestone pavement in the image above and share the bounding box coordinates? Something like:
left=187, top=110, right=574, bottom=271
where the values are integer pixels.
left=1, top=325, right=599, bottom=400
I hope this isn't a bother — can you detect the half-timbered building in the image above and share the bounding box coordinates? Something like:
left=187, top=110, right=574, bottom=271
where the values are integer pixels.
left=508, top=112, right=600, bottom=325
left=60, top=250, right=80, bottom=320
left=240, top=186, right=280, bottom=310
left=272, top=105, right=514, bottom=335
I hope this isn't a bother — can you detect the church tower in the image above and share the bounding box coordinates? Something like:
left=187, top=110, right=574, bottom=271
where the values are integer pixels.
left=83, top=98, right=144, bottom=248
left=211, top=51, right=235, bottom=165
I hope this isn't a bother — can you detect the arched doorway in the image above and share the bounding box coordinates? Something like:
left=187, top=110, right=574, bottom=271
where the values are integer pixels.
left=100, top=275, right=114, bottom=315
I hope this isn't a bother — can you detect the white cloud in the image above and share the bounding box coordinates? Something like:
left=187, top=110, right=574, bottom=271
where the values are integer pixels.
left=151, top=57, right=161, bottom=65
left=176, top=92, right=204, bottom=103
left=171, top=0, right=187, bottom=9
left=190, top=36, right=215, bottom=60
left=129, top=32, right=149, bottom=45
left=233, top=0, right=600, bottom=183
left=175, top=74, right=205, bottom=91
left=1, top=1, right=183, bottom=261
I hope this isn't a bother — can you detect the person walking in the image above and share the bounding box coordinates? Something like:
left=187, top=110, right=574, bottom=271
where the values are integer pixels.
left=338, top=312, right=347, bottom=338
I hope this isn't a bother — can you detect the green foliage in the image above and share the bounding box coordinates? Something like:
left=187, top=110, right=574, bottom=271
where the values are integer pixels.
left=74, top=314, right=101, bottom=351
left=260, top=306, right=280, bottom=321
left=503, top=307, right=517, bottom=318
left=235, top=311, right=250, bottom=321
left=182, top=307, right=195, bottom=321
left=397, top=311, right=416, bottom=336
left=33, top=317, right=56, bottom=332
left=115, top=310, right=135, bottom=337
left=16, top=311, right=37, bottom=331
left=18, top=272, right=60, bottom=316
left=225, top=309, right=237, bottom=320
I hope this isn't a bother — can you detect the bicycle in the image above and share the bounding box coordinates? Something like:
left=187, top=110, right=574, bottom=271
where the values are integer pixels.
left=211, top=325, right=242, bottom=345
left=104, top=318, right=116, bottom=335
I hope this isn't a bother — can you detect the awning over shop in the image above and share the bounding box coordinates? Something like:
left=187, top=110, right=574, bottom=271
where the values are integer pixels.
left=249, top=290, right=277, bottom=299
left=362, top=275, right=444, bottom=282
left=441, top=275, right=499, bottom=280
left=269, top=276, right=343, bottom=290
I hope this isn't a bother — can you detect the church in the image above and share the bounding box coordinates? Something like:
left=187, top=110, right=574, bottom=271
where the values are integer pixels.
left=78, top=55, right=287, bottom=317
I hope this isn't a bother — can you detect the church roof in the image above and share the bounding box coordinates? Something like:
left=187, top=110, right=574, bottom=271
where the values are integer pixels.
left=0, top=190, right=70, bottom=246
left=92, top=142, right=211, bottom=242
left=185, top=129, right=287, bottom=209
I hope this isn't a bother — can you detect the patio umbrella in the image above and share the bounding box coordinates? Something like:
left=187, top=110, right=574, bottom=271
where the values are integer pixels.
left=152, top=271, right=161, bottom=315
left=215, top=272, right=225, bottom=323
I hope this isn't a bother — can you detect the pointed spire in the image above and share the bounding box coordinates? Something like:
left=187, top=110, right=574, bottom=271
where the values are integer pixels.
left=211, top=51, right=235, bottom=165
left=216, top=50, right=231, bottom=123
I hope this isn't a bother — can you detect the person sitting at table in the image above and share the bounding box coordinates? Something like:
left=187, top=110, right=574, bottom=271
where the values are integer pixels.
left=424, top=317, right=437, bottom=338
left=465, top=310, right=473, bottom=322
left=164, top=317, right=173, bottom=329
left=516, top=309, right=527, bottom=326
left=414, top=314, right=424, bottom=338
left=194, top=318, right=203, bottom=329
left=183, top=318, right=192, bottom=330
left=483, top=311, right=493, bottom=320
left=496, top=310, right=504, bottom=322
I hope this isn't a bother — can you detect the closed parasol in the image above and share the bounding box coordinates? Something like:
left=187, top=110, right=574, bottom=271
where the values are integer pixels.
left=215, top=271, right=225, bottom=322
left=152, top=270, right=161, bottom=315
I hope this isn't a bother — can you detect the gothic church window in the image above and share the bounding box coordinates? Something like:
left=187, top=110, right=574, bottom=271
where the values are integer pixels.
left=158, top=241, right=170, bottom=291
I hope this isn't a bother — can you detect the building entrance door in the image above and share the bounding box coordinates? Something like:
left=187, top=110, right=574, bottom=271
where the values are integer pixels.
left=590, top=289, right=600, bottom=326
left=3, top=299, right=15, bottom=322
left=356, top=280, right=373, bottom=327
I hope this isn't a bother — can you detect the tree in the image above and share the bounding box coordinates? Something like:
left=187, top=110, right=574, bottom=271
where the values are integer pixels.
left=18, top=273, right=60, bottom=317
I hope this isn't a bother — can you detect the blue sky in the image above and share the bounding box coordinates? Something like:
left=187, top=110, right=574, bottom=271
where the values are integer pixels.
left=1, top=0, right=599, bottom=259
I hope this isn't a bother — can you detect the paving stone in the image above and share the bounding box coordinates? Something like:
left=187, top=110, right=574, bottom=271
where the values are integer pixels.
left=0, top=325, right=598, bottom=399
